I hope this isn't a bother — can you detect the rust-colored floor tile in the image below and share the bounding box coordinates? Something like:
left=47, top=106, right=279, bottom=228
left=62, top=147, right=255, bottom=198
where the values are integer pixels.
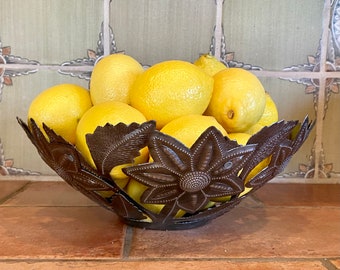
left=253, top=183, right=340, bottom=207
left=129, top=206, right=340, bottom=259
left=2, top=181, right=96, bottom=206
left=0, top=181, right=29, bottom=203
left=330, top=259, right=340, bottom=268
left=0, top=206, right=125, bottom=259
left=0, top=259, right=328, bottom=270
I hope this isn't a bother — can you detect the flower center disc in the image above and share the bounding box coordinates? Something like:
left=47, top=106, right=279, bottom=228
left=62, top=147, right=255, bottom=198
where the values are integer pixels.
left=179, top=171, right=211, bottom=193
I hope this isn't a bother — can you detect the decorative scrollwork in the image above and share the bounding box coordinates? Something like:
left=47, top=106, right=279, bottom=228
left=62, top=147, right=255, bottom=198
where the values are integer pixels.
left=0, top=39, right=39, bottom=101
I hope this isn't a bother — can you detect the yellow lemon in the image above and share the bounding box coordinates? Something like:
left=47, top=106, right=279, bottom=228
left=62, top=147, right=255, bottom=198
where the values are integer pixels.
left=212, top=132, right=271, bottom=202
left=75, top=101, right=148, bottom=188
left=126, top=179, right=186, bottom=217
left=205, top=68, right=266, bottom=133
left=227, top=132, right=271, bottom=183
left=257, top=92, right=279, bottom=126
left=127, top=115, right=226, bottom=214
left=126, top=179, right=165, bottom=214
left=89, top=53, right=144, bottom=105
left=160, top=114, right=227, bottom=148
left=193, top=53, right=227, bottom=76
left=227, top=132, right=251, bottom=145
left=245, top=123, right=264, bottom=135
left=245, top=93, right=278, bottom=135
left=129, top=60, right=214, bottom=129
left=27, top=83, right=92, bottom=144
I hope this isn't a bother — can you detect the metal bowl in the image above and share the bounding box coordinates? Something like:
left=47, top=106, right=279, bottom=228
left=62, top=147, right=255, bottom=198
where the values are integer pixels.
left=17, top=116, right=314, bottom=230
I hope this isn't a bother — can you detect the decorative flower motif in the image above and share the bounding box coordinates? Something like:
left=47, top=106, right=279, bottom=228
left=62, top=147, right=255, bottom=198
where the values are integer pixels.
left=0, top=137, right=39, bottom=176
left=0, top=39, right=39, bottom=101
left=58, top=23, right=122, bottom=80
left=124, top=127, right=256, bottom=214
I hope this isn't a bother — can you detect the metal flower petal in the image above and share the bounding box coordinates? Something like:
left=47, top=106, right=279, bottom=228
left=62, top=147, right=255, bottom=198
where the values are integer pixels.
left=124, top=127, right=257, bottom=214
left=177, top=190, right=209, bottom=213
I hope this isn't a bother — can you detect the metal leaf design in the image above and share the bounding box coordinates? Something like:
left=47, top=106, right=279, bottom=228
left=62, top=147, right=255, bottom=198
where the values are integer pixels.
left=243, top=117, right=315, bottom=188
left=18, top=116, right=313, bottom=230
left=17, top=118, right=139, bottom=213
left=86, top=121, right=156, bottom=176
left=239, top=120, right=297, bottom=180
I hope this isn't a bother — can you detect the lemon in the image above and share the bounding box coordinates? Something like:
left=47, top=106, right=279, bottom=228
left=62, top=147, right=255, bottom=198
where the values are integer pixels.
left=205, top=68, right=266, bottom=133
left=126, top=179, right=186, bottom=217
left=193, top=53, right=227, bottom=76
left=89, top=53, right=144, bottom=105
left=125, top=115, right=224, bottom=215
left=227, top=132, right=251, bottom=145
left=245, top=123, right=264, bottom=135
left=129, top=60, right=214, bottom=129
left=27, top=83, right=92, bottom=144
left=75, top=101, right=148, bottom=187
left=245, top=93, right=278, bottom=135
left=211, top=132, right=270, bottom=201
left=227, top=132, right=271, bottom=183
left=257, top=92, right=279, bottom=126
left=160, top=114, right=227, bottom=148
left=126, top=179, right=165, bottom=214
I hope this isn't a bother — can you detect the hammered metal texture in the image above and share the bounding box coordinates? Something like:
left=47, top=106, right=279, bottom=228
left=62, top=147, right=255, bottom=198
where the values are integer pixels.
left=17, top=116, right=314, bottom=230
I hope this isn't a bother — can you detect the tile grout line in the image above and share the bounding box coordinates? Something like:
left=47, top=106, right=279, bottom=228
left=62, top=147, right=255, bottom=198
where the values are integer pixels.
left=122, top=225, right=135, bottom=259
left=0, top=257, right=339, bottom=264
left=321, top=258, right=340, bottom=270
left=0, top=181, right=32, bottom=205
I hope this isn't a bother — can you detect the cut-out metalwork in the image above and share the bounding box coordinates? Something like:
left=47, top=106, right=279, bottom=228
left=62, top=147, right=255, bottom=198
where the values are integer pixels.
left=124, top=128, right=255, bottom=214
left=58, top=22, right=119, bottom=80
left=0, top=39, right=39, bottom=101
left=17, top=116, right=313, bottom=230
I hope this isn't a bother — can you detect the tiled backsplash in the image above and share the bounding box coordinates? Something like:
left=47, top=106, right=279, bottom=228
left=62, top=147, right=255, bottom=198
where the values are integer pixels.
left=0, top=0, right=339, bottom=182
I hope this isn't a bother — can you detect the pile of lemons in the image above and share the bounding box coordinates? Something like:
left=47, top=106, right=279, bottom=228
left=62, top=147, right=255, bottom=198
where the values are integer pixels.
left=27, top=53, right=279, bottom=213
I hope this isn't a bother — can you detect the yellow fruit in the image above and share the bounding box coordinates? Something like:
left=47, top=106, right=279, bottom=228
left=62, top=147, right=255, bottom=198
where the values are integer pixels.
left=27, top=83, right=92, bottom=144
left=129, top=60, right=214, bottom=129
left=205, top=68, right=266, bottom=133
left=238, top=187, right=253, bottom=197
left=127, top=114, right=225, bottom=214
left=126, top=179, right=186, bottom=217
left=227, top=132, right=271, bottom=183
left=160, top=114, right=227, bottom=148
left=126, top=179, right=165, bottom=214
left=213, top=132, right=271, bottom=202
left=245, top=123, right=264, bottom=135
left=193, top=53, right=227, bottom=76
left=257, top=92, right=279, bottom=127
left=227, top=132, right=251, bottom=146
left=89, top=53, right=144, bottom=105
left=245, top=93, right=278, bottom=135
left=75, top=101, right=148, bottom=185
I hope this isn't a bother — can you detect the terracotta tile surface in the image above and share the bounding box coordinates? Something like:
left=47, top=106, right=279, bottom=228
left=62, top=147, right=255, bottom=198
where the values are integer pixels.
left=0, top=180, right=29, bottom=202
left=0, top=181, right=339, bottom=269
left=329, top=259, right=340, bottom=268
left=254, top=183, right=340, bottom=206
left=129, top=206, right=340, bottom=259
left=0, top=206, right=125, bottom=259
left=0, top=260, right=329, bottom=270
left=2, top=181, right=96, bottom=206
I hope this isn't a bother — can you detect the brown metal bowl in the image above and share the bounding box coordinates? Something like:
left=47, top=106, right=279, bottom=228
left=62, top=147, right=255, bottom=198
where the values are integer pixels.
left=17, top=116, right=314, bottom=230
